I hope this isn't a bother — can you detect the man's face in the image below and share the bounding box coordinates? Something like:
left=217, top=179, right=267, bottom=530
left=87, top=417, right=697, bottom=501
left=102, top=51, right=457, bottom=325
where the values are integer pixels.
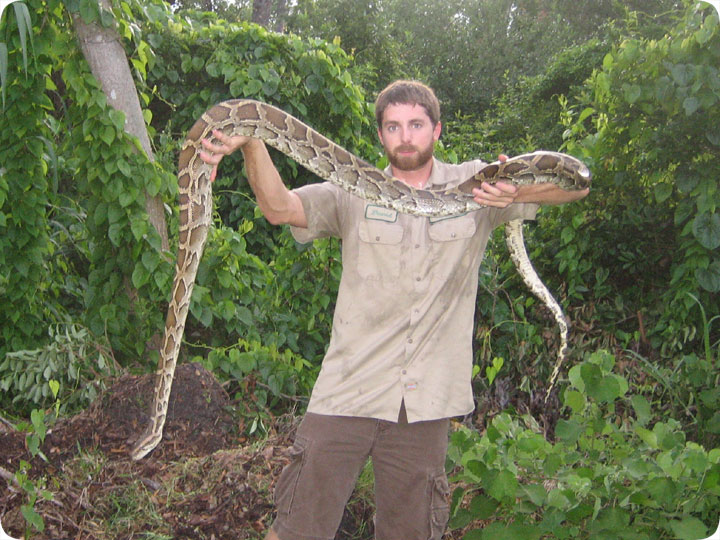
left=378, top=103, right=441, bottom=172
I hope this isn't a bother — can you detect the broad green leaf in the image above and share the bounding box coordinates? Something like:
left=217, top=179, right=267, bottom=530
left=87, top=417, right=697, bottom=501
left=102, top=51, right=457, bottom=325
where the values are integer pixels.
left=131, top=264, right=149, bottom=288
left=522, top=484, right=547, bottom=506
left=669, top=517, right=708, bottom=540
left=108, top=108, right=126, bottom=131
left=468, top=494, right=499, bottom=520
left=461, top=529, right=483, bottom=540
left=130, top=216, right=148, bottom=241
left=488, top=469, right=518, bottom=501
left=683, top=96, right=700, bottom=115
left=654, top=182, right=673, bottom=203
left=567, top=364, right=584, bottom=391
left=21, top=503, right=44, bottom=532
left=108, top=223, right=123, bottom=246
left=631, top=395, right=652, bottom=426
left=622, top=84, right=641, bottom=104
left=692, top=212, right=720, bottom=249
left=79, top=0, right=99, bottom=23
left=668, top=63, right=693, bottom=86
left=117, top=159, right=132, bottom=177
left=707, top=129, right=720, bottom=146
left=30, top=408, right=45, bottom=439
left=696, top=261, right=720, bottom=292
left=100, top=125, right=115, bottom=145
left=561, top=225, right=575, bottom=244
left=547, top=488, right=571, bottom=509
left=676, top=169, right=700, bottom=193
left=635, top=426, right=658, bottom=448
left=556, top=418, right=584, bottom=444
left=563, top=389, right=586, bottom=414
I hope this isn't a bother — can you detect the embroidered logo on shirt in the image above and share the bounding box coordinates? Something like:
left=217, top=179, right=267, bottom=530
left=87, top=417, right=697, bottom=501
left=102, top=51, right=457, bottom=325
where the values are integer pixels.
left=365, top=205, right=398, bottom=222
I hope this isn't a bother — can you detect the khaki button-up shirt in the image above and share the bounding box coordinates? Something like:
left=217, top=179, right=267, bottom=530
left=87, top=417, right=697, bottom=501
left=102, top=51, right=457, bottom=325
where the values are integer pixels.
left=290, top=158, right=538, bottom=423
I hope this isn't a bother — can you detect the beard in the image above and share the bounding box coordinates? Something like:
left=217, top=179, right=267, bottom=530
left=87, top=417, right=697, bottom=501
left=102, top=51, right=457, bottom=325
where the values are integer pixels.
left=386, top=142, right=434, bottom=172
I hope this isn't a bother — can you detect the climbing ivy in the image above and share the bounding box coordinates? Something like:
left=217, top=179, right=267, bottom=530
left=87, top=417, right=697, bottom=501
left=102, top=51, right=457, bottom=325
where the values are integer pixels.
left=0, top=0, right=58, bottom=354
left=1, top=0, right=373, bottom=382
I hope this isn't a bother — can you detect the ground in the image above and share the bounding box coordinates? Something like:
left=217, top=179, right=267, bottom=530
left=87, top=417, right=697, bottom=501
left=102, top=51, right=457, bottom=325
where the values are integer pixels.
left=0, top=361, right=562, bottom=539
left=0, top=363, right=374, bottom=540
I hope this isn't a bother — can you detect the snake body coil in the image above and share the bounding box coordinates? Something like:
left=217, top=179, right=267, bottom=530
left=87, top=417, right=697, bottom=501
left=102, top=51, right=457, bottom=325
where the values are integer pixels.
left=130, top=99, right=591, bottom=460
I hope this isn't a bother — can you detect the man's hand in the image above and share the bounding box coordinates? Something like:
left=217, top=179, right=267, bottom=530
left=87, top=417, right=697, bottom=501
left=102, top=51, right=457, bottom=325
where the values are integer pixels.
left=472, top=181, right=519, bottom=208
left=471, top=154, right=518, bottom=208
left=199, top=129, right=251, bottom=182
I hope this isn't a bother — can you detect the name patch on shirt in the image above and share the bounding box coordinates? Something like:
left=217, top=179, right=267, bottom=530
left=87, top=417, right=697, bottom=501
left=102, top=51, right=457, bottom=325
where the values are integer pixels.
left=365, top=205, right=398, bottom=223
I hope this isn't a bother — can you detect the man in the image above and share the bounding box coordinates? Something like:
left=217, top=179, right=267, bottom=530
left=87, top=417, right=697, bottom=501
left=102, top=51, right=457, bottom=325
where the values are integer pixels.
left=200, top=80, right=589, bottom=540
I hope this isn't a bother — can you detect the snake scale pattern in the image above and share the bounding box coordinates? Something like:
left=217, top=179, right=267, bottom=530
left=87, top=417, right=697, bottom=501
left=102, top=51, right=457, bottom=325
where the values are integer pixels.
left=130, top=99, right=591, bottom=460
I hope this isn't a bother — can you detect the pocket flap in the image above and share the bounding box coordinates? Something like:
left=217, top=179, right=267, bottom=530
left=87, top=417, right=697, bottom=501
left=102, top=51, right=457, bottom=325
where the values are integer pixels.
left=428, top=216, right=476, bottom=242
left=359, top=221, right=404, bottom=245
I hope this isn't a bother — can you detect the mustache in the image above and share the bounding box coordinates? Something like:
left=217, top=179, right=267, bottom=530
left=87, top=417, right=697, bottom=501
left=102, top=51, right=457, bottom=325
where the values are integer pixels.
left=394, top=145, right=418, bottom=153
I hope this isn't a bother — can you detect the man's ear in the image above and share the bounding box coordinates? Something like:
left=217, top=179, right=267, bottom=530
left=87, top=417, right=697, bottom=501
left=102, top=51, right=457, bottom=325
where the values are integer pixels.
left=433, top=121, right=442, bottom=142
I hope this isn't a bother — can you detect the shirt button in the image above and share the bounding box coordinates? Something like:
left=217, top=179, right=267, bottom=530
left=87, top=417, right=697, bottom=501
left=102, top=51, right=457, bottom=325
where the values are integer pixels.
left=415, top=244, right=420, bottom=249
left=407, top=338, right=413, bottom=344
left=402, top=369, right=407, bottom=374
left=375, top=236, right=380, bottom=241
left=415, top=277, right=421, bottom=282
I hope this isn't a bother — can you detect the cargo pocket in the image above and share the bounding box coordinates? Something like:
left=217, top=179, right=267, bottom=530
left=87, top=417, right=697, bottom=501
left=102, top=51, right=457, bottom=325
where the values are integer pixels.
left=274, top=436, right=310, bottom=516
left=428, top=469, right=450, bottom=540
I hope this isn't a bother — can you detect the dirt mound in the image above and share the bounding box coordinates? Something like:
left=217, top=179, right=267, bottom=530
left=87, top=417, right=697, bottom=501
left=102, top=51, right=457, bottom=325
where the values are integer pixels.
left=0, top=363, right=297, bottom=539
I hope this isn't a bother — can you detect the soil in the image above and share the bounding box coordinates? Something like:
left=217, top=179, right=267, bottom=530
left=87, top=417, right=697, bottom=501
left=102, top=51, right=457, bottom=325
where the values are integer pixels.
left=0, top=363, right=372, bottom=540
left=0, top=361, right=562, bottom=540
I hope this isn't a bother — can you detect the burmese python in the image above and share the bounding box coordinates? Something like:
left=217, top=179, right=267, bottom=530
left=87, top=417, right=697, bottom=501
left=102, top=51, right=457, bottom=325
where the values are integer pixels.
left=130, top=99, right=591, bottom=460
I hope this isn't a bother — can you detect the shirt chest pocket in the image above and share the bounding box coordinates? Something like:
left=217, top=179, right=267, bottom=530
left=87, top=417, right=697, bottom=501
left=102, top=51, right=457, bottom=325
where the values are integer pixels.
left=357, top=221, right=405, bottom=281
left=426, top=216, right=478, bottom=279
left=428, top=215, right=477, bottom=242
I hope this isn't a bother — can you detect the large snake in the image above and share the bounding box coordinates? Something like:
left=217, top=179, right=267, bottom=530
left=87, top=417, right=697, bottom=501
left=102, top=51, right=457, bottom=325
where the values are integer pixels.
left=130, top=99, right=591, bottom=460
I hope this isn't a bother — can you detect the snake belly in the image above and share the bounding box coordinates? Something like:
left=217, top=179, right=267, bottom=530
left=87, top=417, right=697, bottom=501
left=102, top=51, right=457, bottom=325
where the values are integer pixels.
left=130, top=99, right=591, bottom=460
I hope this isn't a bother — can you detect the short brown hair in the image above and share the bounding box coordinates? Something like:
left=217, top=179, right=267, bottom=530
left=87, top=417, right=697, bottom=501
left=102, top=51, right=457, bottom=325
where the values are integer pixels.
left=374, top=80, right=441, bottom=128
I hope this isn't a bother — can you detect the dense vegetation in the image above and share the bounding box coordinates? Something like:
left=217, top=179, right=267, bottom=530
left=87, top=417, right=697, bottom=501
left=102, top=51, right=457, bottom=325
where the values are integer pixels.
left=1, top=0, right=718, bottom=537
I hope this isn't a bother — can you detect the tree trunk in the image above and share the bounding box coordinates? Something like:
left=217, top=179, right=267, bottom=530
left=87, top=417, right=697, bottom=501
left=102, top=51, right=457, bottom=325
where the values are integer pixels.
left=71, top=0, right=169, bottom=251
left=274, top=0, right=288, bottom=32
left=251, top=0, right=273, bottom=27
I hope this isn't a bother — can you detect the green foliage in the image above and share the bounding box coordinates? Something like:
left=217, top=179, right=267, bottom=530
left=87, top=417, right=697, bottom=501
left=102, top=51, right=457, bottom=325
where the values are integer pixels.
left=145, top=9, right=375, bottom=165
left=0, top=0, right=34, bottom=109
left=60, top=43, right=174, bottom=356
left=440, top=2, right=717, bottom=393
left=177, top=220, right=339, bottom=382
left=0, top=0, right=370, bottom=421
left=629, top=294, right=720, bottom=447
left=287, top=0, right=679, bottom=115
left=14, top=459, right=53, bottom=534
left=0, top=325, right=116, bottom=415
left=195, top=336, right=318, bottom=434
left=0, top=0, right=60, bottom=355
left=562, top=2, right=720, bottom=352
left=139, top=9, right=366, bottom=366
left=448, top=350, right=720, bottom=539
left=14, top=401, right=57, bottom=535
